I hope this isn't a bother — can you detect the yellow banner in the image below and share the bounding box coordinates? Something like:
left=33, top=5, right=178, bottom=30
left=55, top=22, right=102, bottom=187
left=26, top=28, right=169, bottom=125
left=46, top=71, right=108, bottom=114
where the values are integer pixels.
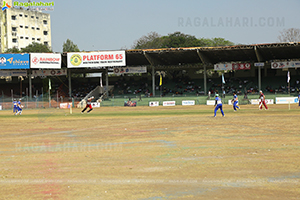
left=159, top=75, right=162, bottom=86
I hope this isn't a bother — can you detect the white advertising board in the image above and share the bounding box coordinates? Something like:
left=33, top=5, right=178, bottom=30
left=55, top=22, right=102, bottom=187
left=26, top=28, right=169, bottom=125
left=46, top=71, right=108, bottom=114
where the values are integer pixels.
left=30, top=53, right=61, bottom=69
left=275, top=97, right=298, bottom=104
left=182, top=100, right=195, bottom=106
left=60, top=103, right=72, bottom=109
left=149, top=101, right=159, bottom=107
left=271, top=61, right=300, bottom=69
left=32, top=69, right=67, bottom=77
left=91, top=102, right=100, bottom=108
left=206, top=100, right=215, bottom=105
left=254, top=62, right=265, bottom=67
left=67, top=51, right=126, bottom=68
left=250, top=99, right=274, bottom=105
left=0, top=70, right=27, bottom=76
left=113, top=66, right=147, bottom=74
left=163, top=101, right=176, bottom=106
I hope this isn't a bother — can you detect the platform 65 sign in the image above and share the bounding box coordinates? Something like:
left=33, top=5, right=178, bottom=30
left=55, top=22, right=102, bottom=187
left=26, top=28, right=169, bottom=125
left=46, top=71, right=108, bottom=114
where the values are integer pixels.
left=67, top=51, right=126, bottom=68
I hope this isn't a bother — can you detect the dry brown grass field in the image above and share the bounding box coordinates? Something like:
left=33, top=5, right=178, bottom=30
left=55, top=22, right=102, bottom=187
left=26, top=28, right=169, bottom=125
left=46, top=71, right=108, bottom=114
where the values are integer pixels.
left=0, top=104, right=300, bottom=200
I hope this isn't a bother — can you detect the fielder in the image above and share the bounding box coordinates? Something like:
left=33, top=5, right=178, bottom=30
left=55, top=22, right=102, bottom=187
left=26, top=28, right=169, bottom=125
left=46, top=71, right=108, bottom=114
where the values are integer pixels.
left=259, top=90, right=268, bottom=110
left=13, top=99, right=18, bottom=114
left=81, top=96, right=94, bottom=113
left=232, top=92, right=240, bottom=111
left=15, top=99, right=23, bottom=115
left=214, top=94, right=225, bottom=117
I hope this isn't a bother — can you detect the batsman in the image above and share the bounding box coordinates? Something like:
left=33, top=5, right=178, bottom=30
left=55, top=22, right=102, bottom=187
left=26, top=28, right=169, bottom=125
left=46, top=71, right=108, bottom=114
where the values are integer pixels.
left=81, top=96, right=94, bottom=113
left=259, top=90, right=268, bottom=110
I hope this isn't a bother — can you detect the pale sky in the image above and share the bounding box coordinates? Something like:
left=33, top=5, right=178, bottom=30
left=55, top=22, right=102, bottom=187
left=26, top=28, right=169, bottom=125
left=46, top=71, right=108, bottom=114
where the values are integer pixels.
left=47, top=0, right=300, bottom=52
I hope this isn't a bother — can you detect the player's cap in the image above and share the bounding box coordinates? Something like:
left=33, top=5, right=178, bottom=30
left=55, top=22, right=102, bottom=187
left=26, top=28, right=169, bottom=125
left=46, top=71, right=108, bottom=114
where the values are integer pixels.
left=259, top=90, right=262, bottom=93
left=19, top=98, right=22, bottom=100
left=215, top=94, right=219, bottom=97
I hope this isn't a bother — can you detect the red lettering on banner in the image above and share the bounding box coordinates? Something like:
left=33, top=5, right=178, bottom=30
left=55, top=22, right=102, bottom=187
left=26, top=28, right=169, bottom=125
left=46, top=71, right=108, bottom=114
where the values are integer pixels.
left=40, top=58, right=60, bottom=62
left=81, top=53, right=123, bottom=61
left=116, top=54, right=123, bottom=60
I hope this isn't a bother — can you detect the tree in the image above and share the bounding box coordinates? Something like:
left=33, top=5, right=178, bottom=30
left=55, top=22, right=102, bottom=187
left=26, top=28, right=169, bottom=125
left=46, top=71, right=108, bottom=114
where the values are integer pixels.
left=63, top=39, right=80, bottom=52
left=5, top=46, right=21, bottom=53
left=21, top=42, right=52, bottom=53
left=132, top=31, right=235, bottom=49
left=210, top=38, right=235, bottom=47
left=278, top=28, right=300, bottom=43
left=161, top=32, right=205, bottom=48
left=132, top=32, right=162, bottom=49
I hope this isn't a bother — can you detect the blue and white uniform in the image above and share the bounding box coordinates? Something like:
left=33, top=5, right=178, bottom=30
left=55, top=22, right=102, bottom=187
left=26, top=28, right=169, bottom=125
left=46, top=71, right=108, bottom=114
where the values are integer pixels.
left=298, top=93, right=300, bottom=106
left=233, top=94, right=240, bottom=111
left=13, top=100, right=18, bottom=113
left=214, top=95, right=225, bottom=117
left=15, top=99, right=22, bottom=115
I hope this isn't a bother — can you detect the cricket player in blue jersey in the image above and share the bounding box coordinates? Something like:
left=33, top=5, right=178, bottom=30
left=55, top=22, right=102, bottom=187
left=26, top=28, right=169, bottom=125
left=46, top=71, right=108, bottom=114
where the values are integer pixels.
left=298, top=92, right=300, bottom=106
left=15, top=99, right=23, bottom=115
left=13, top=99, right=18, bottom=114
left=232, top=92, right=240, bottom=111
left=214, top=94, right=225, bottom=117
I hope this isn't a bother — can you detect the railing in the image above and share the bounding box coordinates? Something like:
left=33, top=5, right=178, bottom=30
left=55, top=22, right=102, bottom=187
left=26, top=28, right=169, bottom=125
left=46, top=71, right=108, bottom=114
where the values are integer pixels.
left=0, top=92, right=298, bottom=110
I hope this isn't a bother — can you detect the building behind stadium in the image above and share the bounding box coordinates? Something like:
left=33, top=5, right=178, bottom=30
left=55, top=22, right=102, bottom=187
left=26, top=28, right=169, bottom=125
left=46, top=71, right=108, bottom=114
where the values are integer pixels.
left=0, top=0, right=52, bottom=52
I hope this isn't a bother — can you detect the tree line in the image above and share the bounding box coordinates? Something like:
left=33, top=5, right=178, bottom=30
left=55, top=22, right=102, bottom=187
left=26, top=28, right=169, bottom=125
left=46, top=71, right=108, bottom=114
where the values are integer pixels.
left=4, top=28, right=300, bottom=53
left=132, top=31, right=234, bottom=49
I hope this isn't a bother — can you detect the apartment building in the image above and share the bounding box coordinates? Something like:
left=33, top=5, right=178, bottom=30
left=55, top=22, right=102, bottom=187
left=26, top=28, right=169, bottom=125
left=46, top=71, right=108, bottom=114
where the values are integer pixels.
left=0, top=0, right=52, bottom=52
